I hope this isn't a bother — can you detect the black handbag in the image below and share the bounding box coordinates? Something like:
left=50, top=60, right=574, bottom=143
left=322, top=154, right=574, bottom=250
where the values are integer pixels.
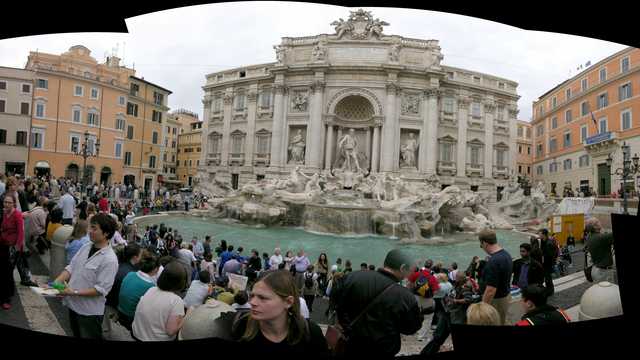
left=11, top=247, right=33, bottom=282
left=584, top=249, right=593, bottom=282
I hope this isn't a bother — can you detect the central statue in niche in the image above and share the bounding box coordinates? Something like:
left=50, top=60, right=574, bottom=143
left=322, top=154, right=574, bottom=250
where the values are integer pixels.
left=337, top=128, right=362, bottom=172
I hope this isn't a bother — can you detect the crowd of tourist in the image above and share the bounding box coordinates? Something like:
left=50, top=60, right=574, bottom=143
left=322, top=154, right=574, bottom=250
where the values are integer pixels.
left=0, top=173, right=617, bottom=357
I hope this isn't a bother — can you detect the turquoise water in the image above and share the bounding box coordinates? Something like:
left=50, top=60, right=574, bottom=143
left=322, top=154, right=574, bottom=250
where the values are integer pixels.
left=136, top=215, right=530, bottom=270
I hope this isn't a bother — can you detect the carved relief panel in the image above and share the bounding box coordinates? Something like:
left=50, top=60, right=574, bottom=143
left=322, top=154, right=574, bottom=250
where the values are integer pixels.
left=290, top=90, right=309, bottom=113
left=401, top=93, right=421, bottom=116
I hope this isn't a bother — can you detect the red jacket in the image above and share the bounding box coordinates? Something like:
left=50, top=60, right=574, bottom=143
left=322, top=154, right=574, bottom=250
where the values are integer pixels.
left=98, top=198, right=110, bottom=213
left=0, top=209, right=25, bottom=250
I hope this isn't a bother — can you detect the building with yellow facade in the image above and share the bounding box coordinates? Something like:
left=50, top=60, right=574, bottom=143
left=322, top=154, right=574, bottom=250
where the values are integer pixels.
left=177, top=119, right=203, bottom=187
left=163, top=114, right=180, bottom=181
left=124, top=76, right=172, bottom=194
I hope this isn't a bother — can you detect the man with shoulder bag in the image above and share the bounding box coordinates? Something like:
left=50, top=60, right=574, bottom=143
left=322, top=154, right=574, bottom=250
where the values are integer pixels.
left=583, top=218, right=615, bottom=283
left=328, top=249, right=423, bottom=359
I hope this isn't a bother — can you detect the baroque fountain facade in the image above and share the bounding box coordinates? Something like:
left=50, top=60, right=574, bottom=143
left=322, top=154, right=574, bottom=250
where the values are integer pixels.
left=193, top=10, right=554, bottom=242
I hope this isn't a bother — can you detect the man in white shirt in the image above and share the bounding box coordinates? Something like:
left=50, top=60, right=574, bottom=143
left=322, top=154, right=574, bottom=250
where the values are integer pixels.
left=58, top=188, right=77, bottom=225
left=183, top=270, right=212, bottom=308
left=177, top=243, right=197, bottom=285
left=269, top=248, right=284, bottom=269
left=53, top=213, right=119, bottom=339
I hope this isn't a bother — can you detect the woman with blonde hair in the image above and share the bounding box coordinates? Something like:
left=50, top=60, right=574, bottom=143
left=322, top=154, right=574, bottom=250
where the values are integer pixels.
left=64, top=220, right=89, bottom=265
left=466, top=302, right=501, bottom=326
left=231, top=270, right=328, bottom=355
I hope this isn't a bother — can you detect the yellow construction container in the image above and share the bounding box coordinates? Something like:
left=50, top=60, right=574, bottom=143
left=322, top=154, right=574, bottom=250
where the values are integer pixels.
left=547, top=214, right=585, bottom=246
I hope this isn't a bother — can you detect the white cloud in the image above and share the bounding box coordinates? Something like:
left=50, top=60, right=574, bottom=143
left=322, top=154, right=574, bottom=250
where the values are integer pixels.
left=0, top=2, right=628, bottom=122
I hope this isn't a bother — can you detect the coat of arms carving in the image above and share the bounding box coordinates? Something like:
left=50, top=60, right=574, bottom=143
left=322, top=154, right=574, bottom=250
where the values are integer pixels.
left=330, top=9, right=389, bottom=40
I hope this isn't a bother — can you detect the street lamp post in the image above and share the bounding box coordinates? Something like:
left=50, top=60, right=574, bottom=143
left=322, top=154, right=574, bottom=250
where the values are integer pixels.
left=606, top=142, right=640, bottom=215
left=74, top=130, right=101, bottom=197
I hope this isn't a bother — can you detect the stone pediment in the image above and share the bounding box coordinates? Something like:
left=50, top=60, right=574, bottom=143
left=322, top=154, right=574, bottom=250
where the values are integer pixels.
left=274, top=9, right=444, bottom=70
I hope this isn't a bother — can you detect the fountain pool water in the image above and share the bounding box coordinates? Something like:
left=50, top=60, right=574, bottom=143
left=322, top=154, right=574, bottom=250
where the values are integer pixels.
left=136, top=215, right=531, bottom=270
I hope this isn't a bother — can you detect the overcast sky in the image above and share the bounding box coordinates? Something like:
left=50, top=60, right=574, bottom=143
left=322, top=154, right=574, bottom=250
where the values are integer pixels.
left=0, top=2, right=629, bottom=121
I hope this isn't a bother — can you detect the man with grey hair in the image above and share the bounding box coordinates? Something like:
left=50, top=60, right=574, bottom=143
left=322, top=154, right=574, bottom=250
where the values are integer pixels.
left=329, top=249, right=423, bottom=358
left=478, top=229, right=513, bottom=325
left=584, top=217, right=615, bottom=283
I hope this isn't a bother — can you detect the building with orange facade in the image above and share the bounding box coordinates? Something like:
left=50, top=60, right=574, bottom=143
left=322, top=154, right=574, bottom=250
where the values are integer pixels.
left=515, top=120, right=533, bottom=180
left=531, top=47, right=640, bottom=197
left=25, top=46, right=134, bottom=185
left=25, top=45, right=173, bottom=195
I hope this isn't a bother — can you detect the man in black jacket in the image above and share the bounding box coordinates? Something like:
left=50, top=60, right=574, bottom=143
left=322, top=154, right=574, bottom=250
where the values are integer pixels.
left=512, top=243, right=545, bottom=289
left=515, top=285, right=570, bottom=326
left=539, top=229, right=558, bottom=296
left=330, top=249, right=423, bottom=359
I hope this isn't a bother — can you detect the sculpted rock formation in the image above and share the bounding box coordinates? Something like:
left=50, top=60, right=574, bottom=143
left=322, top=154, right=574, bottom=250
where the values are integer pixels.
left=194, top=168, right=551, bottom=243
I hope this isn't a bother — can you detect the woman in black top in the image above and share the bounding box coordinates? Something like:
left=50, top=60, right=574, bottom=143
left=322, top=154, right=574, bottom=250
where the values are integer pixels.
left=231, top=270, right=328, bottom=357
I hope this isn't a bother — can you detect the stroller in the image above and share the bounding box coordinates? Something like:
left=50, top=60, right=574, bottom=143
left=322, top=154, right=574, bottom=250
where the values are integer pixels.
left=555, top=246, right=572, bottom=277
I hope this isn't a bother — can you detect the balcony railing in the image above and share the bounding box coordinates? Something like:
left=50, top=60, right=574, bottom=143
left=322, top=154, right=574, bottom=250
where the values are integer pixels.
left=467, top=117, right=484, bottom=130
left=493, top=122, right=510, bottom=134
left=229, top=153, right=245, bottom=166
left=437, top=161, right=456, bottom=176
left=254, top=153, right=271, bottom=167
left=439, top=113, right=457, bottom=127
left=466, top=163, right=484, bottom=177
left=207, top=153, right=221, bottom=166
left=493, top=165, right=509, bottom=179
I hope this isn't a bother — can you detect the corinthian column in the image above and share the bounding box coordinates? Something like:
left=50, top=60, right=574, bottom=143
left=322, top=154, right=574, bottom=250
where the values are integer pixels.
left=245, top=87, right=258, bottom=166
left=324, top=124, right=334, bottom=170
left=381, top=83, right=399, bottom=172
left=220, top=90, right=233, bottom=166
left=269, top=84, right=286, bottom=168
left=371, top=124, right=381, bottom=173
left=308, top=80, right=325, bottom=170
left=484, top=101, right=495, bottom=179
left=424, top=88, right=440, bottom=174
left=457, top=97, right=469, bottom=177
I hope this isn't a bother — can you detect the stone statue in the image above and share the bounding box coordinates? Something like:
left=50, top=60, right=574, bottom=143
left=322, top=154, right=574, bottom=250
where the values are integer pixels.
left=292, top=92, right=308, bottom=112
left=337, top=128, right=362, bottom=172
left=274, top=45, right=286, bottom=64
left=285, top=166, right=310, bottom=193
left=312, top=41, right=327, bottom=61
left=400, top=133, right=419, bottom=168
left=368, top=18, right=388, bottom=39
left=332, top=168, right=365, bottom=190
left=373, top=173, right=387, bottom=202
left=304, top=173, right=322, bottom=193
left=331, top=18, right=352, bottom=39
left=288, top=129, right=306, bottom=164
left=389, top=43, right=401, bottom=62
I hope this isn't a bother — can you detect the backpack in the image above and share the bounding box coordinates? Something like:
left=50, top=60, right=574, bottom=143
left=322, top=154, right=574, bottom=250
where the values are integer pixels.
left=415, top=272, right=434, bottom=298
left=304, top=272, right=314, bottom=289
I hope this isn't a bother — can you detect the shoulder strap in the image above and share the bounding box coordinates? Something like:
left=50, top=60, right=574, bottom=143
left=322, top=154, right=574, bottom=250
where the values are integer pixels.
left=348, top=282, right=396, bottom=328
